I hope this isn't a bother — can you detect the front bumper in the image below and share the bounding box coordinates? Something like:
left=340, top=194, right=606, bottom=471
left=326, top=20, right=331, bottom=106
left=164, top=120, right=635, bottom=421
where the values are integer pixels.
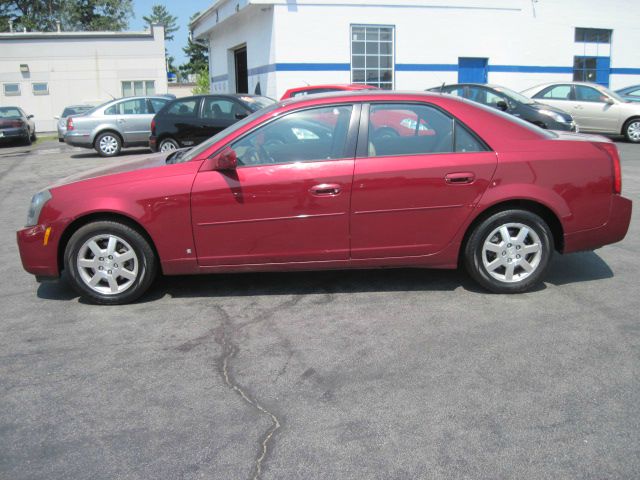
left=17, top=224, right=61, bottom=278
left=0, top=127, right=29, bottom=141
left=564, top=195, right=632, bottom=253
left=64, top=131, right=92, bottom=148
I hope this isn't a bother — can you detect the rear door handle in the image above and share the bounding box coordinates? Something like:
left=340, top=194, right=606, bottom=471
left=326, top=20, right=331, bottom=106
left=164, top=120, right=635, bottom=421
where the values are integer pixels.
left=309, top=183, right=341, bottom=196
left=445, top=172, right=475, bottom=184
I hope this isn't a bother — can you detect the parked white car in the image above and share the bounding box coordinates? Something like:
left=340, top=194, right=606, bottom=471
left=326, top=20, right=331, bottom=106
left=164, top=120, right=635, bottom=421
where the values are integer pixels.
left=521, top=81, right=640, bottom=142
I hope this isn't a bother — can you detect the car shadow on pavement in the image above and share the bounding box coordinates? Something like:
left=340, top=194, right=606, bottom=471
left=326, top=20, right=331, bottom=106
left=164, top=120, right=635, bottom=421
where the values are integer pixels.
left=70, top=149, right=153, bottom=159
left=36, top=251, right=613, bottom=303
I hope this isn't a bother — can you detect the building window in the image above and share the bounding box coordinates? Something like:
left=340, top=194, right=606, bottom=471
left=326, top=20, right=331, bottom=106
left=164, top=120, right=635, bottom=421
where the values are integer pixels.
left=3, top=83, right=20, bottom=96
left=573, top=56, right=610, bottom=86
left=351, top=25, right=394, bottom=90
left=575, top=28, right=612, bottom=44
left=121, top=80, right=155, bottom=97
left=32, top=82, right=49, bottom=95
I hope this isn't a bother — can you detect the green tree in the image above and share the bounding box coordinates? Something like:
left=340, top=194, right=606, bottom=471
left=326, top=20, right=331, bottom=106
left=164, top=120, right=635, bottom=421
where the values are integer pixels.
left=142, top=4, right=178, bottom=41
left=62, top=0, right=133, bottom=31
left=1, top=0, right=133, bottom=32
left=192, top=68, right=210, bottom=94
left=179, top=37, right=208, bottom=77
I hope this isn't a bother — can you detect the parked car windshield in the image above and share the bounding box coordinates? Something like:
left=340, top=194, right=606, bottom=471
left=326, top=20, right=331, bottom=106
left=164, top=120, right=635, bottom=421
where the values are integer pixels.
left=494, top=86, right=535, bottom=104
left=0, top=107, right=23, bottom=118
left=173, top=102, right=283, bottom=163
left=239, top=96, right=277, bottom=111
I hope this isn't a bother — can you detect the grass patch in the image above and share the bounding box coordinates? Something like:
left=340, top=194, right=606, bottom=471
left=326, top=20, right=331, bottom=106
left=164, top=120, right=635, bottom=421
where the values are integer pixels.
left=35, top=133, right=58, bottom=145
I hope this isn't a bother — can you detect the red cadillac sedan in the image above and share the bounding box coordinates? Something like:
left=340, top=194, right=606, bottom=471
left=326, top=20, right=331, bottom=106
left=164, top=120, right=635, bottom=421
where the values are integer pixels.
left=17, top=91, right=632, bottom=304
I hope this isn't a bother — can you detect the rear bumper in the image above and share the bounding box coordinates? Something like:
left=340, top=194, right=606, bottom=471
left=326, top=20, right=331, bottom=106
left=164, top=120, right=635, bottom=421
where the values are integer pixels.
left=64, top=131, right=92, bottom=148
left=16, top=224, right=60, bottom=278
left=149, top=135, right=158, bottom=152
left=564, top=195, right=632, bottom=253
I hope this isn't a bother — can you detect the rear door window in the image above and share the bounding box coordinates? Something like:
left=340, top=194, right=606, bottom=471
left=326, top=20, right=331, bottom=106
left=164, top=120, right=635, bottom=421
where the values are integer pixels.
left=367, top=103, right=487, bottom=156
left=166, top=99, right=198, bottom=116
left=201, top=98, right=246, bottom=119
left=117, top=99, right=149, bottom=115
left=536, top=85, right=573, bottom=100
left=149, top=98, right=169, bottom=113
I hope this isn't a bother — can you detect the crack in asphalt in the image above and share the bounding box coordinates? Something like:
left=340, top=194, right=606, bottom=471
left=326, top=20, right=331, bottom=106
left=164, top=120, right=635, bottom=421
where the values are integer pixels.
left=212, top=297, right=303, bottom=480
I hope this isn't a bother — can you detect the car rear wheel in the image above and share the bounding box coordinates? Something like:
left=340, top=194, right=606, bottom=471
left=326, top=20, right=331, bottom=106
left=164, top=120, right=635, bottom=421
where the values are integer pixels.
left=64, top=221, right=157, bottom=305
left=95, top=132, right=122, bottom=157
left=464, top=209, right=553, bottom=293
left=30, top=131, right=37, bottom=142
left=624, top=118, right=640, bottom=143
left=159, top=137, right=179, bottom=152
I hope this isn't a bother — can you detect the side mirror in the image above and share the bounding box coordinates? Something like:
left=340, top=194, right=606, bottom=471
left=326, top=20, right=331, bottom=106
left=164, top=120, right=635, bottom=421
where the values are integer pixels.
left=54, top=116, right=60, bottom=120
left=235, top=112, right=248, bottom=120
left=603, top=96, right=615, bottom=105
left=211, top=147, right=238, bottom=171
left=27, top=114, right=34, bottom=119
left=496, top=100, right=508, bottom=111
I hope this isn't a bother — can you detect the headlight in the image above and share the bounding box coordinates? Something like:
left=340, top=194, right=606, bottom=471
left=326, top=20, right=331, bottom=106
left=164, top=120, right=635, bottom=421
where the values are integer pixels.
left=538, top=109, right=568, bottom=123
left=26, top=190, right=52, bottom=227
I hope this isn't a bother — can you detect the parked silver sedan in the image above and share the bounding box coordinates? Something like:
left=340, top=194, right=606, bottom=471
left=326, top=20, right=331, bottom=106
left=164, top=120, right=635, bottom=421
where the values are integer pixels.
left=521, top=81, right=640, bottom=142
left=56, top=105, right=95, bottom=142
left=64, top=96, right=171, bottom=156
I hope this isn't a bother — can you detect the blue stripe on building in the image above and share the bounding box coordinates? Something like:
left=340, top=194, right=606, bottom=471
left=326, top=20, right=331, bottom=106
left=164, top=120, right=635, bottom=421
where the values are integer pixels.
left=211, top=62, right=640, bottom=81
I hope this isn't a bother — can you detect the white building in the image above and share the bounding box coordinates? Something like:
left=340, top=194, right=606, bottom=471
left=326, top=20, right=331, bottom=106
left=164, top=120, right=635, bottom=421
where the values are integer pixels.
left=0, top=25, right=168, bottom=132
left=191, top=0, right=640, bottom=100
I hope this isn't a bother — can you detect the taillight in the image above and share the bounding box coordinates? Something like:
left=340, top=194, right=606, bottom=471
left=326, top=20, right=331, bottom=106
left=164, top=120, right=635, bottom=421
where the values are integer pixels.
left=67, top=117, right=74, bottom=131
left=10, top=120, right=24, bottom=128
left=595, top=142, right=622, bottom=194
left=151, top=118, right=156, bottom=136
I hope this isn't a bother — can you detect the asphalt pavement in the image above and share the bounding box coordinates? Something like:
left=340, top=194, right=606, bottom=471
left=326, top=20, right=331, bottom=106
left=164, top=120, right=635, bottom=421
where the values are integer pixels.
left=0, top=139, right=638, bottom=479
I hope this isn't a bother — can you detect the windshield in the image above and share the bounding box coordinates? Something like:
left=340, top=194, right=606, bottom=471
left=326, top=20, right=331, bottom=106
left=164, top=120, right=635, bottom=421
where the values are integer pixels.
left=494, top=86, right=535, bottom=104
left=0, top=107, right=22, bottom=118
left=174, top=102, right=282, bottom=163
left=239, top=95, right=277, bottom=111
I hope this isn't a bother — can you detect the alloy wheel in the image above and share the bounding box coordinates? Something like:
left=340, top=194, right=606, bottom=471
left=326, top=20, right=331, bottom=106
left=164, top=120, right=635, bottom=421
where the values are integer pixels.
left=99, top=135, right=119, bottom=155
left=76, top=234, right=139, bottom=295
left=481, top=222, right=542, bottom=283
left=627, top=121, right=640, bottom=142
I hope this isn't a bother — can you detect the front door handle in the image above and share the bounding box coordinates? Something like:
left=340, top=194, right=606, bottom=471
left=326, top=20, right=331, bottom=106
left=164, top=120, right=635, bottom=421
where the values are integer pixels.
left=309, top=183, right=341, bottom=196
left=445, top=172, right=475, bottom=184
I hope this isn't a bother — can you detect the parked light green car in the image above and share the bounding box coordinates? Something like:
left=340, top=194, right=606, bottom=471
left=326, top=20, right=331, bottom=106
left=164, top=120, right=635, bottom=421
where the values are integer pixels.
left=521, top=81, right=640, bottom=143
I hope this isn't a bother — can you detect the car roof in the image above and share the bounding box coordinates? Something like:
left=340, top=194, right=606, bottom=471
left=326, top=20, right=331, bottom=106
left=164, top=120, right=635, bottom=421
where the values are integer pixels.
left=280, top=90, right=456, bottom=106
left=168, top=93, right=269, bottom=101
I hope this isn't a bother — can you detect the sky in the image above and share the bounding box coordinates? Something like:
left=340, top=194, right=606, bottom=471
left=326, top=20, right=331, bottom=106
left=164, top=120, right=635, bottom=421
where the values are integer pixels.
left=130, top=0, right=211, bottom=66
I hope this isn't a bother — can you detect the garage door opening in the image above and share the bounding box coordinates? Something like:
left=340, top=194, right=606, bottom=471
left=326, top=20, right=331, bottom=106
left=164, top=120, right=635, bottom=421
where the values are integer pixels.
left=234, top=47, right=248, bottom=94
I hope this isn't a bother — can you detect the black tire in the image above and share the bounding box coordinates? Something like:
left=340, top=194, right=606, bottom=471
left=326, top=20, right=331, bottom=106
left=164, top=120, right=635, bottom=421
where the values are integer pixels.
left=464, top=209, right=553, bottom=293
left=623, top=118, right=640, bottom=143
left=94, top=132, right=122, bottom=157
left=64, top=221, right=157, bottom=305
left=31, top=131, right=37, bottom=142
left=23, top=134, right=32, bottom=146
left=159, top=137, right=179, bottom=152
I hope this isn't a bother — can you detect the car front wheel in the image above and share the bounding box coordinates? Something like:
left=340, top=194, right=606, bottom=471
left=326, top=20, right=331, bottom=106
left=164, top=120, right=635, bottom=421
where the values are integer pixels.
left=95, top=132, right=122, bottom=157
left=64, top=221, right=157, bottom=304
left=464, top=209, right=553, bottom=293
left=624, top=118, right=640, bottom=143
left=159, top=137, right=179, bottom=152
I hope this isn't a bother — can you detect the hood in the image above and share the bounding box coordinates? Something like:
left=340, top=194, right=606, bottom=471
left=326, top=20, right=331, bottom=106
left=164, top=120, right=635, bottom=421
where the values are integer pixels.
left=530, top=102, right=573, bottom=121
left=50, top=152, right=170, bottom=188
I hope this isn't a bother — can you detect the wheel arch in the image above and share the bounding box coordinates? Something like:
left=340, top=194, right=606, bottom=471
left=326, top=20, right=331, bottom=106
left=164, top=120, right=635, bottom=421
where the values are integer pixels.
left=57, top=212, right=162, bottom=275
left=93, top=129, right=124, bottom=149
left=459, top=199, right=564, bottom=266
left=622, top=115, right=640, bottom=135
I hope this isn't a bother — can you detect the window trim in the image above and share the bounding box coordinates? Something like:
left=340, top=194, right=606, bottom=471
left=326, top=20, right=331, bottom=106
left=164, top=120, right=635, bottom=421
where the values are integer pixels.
left=32, top=82, right=49, bottom=95
left=219, top=103, right=361, bottom=168
left=356, top=101, right=491, bottom=159
left=350, top=24, right=395, bottom=90
left=3, top=83, right=21, bottom=96
left=121, top=80, right=156, bottom=97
